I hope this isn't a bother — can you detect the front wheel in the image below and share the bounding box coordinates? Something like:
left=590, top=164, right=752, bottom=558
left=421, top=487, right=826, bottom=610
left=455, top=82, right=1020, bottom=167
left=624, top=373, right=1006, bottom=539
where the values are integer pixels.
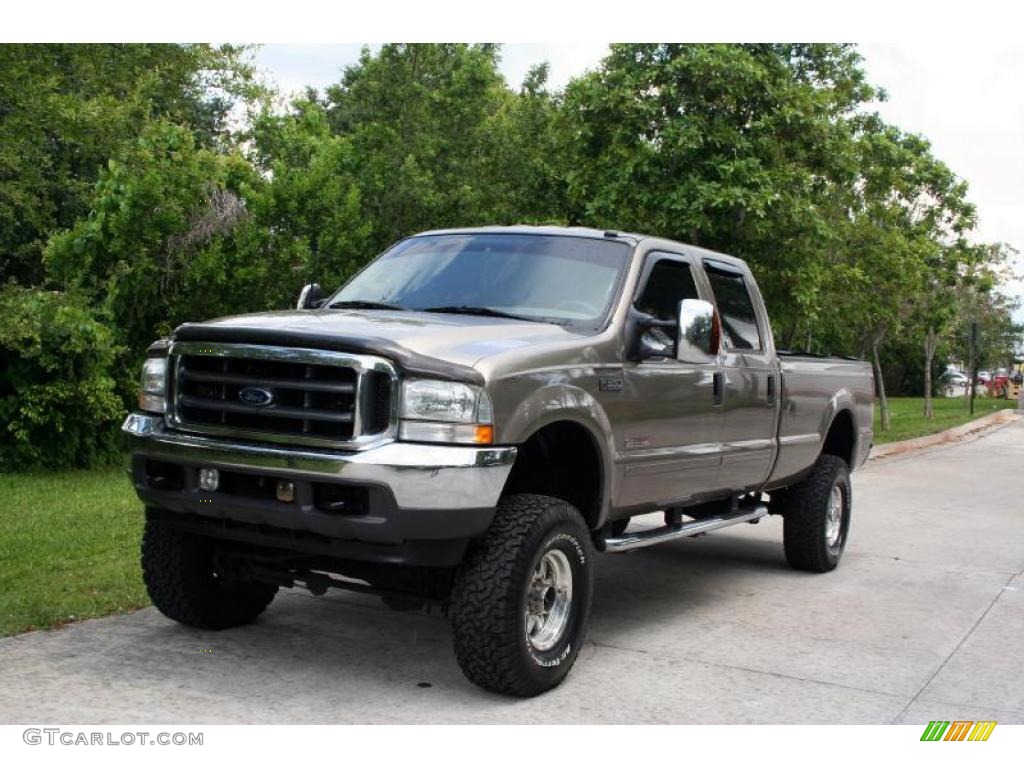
left=781, top=455, right=852, bottom=572
left=450, top=493, right=593, bottom=697
left=141, top=513, right=278, bottom=629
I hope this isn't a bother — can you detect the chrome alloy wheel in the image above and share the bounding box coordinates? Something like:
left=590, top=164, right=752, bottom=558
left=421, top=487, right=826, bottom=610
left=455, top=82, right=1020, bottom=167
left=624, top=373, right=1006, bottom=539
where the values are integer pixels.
left=825, top=484, right=844, bottom=549
left=525, top=548, right=573, bottom=651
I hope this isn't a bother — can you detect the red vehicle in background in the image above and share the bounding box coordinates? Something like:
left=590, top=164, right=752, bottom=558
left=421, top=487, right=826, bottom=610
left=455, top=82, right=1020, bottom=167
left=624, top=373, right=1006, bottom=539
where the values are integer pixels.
left=986, top=374, right=1009, bottom=397
left=987, top=370, right=1022, bottom=399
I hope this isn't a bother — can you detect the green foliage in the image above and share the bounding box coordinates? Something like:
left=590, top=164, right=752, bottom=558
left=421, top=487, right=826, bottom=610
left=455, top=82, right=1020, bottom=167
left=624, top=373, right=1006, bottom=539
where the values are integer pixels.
left=561, top=44, right=875, bottom=340
left=0, top=44, right=256, bottom=287
left=0, top=285, right=124, bottom=470
left=44, top=121, right=263, bottom=354
left=246, top=102, right=372, bottom=292
left=952, top=245, right=1023, bottom=371
left=322, top=44, right=551, bottom=249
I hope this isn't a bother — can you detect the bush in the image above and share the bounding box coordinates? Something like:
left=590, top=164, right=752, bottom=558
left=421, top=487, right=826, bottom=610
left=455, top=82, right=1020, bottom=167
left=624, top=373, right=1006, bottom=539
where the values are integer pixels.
left=0, top=285, right=125, bottom=470
left=44, top=121, right=265, bottom=357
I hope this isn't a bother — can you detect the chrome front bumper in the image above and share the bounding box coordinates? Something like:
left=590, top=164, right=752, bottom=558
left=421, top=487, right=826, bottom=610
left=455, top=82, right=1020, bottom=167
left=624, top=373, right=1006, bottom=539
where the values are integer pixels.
left=123, top=413, right=516, bottom=511
left=122, top=414, right=517, bottom=561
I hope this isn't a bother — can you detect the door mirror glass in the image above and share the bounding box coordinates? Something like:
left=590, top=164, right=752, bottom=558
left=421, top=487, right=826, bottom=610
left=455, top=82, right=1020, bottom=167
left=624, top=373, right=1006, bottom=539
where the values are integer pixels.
left=677, top=299, right=719, bottom=363
left=297, top=283, right=326, bottom=310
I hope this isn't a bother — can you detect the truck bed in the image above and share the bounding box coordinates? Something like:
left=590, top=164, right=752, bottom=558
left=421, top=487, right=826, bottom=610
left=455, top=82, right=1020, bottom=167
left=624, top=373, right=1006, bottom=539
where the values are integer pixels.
left=769, top=353, right=874, bottom=487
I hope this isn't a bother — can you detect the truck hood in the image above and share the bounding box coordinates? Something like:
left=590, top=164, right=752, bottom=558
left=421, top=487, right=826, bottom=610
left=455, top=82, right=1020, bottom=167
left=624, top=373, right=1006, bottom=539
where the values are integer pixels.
left=172, top=309, right=584, bottom=381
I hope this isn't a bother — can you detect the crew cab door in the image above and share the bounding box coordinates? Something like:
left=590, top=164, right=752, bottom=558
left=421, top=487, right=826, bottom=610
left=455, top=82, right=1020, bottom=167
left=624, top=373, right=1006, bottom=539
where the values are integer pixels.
left=702, top=259, right=779, bottom=492
left=612, top=251, right=723, bottom=509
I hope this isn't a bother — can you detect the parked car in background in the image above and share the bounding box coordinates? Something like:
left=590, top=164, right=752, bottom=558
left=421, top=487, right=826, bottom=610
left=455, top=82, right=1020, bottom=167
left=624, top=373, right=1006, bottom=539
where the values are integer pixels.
left=943, top=371, right=969, bottom=387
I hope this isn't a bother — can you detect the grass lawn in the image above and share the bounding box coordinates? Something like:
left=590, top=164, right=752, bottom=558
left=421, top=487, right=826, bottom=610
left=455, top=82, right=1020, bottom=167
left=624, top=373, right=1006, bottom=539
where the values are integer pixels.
left=873, top=396, right=1018, bottom=444
left=0, top=466, right=147, bottom=637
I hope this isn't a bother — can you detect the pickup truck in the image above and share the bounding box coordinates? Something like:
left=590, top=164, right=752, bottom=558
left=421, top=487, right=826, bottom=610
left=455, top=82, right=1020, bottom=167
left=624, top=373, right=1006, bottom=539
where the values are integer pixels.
left=123, top=226, right=874, bottom=697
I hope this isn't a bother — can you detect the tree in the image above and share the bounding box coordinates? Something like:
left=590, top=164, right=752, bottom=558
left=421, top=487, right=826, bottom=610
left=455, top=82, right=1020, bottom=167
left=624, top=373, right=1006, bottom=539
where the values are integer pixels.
left=559, top=44, right=879, bottom=344
left=245, top=100, right=373, bottom=292
left=477, top=62, right=570, bottom=224
left=0, top=44, right=256, bottom=287
left=827, top=117, right=975, bottom=430
left=952, top=245, right=1022, bottom=390
left=321, top=44, right=516, bottom=252
left=913, top=239, right=988, bottom=418
left=44, top=121, right=261, bottom=356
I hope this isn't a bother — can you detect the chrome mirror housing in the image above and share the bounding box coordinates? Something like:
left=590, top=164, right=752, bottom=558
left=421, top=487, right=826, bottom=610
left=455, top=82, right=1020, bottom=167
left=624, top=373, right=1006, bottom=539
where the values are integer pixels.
left=676, top=299, right=719, bottom=364
left=297, top=283, right=326, bottom=310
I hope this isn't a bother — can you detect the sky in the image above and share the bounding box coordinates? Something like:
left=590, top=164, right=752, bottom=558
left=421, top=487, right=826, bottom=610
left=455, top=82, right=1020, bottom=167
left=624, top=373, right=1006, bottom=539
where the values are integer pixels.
left=254, top=43, right=1024, bottom=310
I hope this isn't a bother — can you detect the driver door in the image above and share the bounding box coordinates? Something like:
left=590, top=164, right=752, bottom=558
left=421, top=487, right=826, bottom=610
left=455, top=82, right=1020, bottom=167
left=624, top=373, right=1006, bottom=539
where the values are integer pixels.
left=612, top=251, right=723, bottom=509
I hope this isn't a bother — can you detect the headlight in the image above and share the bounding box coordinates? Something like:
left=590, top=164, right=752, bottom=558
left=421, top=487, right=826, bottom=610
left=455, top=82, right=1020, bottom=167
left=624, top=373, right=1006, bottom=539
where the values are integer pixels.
left=138, top=357, right=167, bottom=414
left=399, top=379, right=494, bottom=445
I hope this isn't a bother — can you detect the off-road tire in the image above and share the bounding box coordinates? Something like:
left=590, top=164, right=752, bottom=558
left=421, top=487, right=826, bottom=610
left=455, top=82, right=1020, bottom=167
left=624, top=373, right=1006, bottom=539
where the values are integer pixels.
left=781, top=455, right=851, bottom=572
left=141, top=513, right=278, bottom=629
left=450, top=493, right=593, bottom=697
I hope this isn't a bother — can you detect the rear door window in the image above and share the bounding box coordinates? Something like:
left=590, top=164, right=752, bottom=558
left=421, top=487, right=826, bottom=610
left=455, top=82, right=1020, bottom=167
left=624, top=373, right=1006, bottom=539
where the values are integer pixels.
left=704, top=263, right=762, bottom=351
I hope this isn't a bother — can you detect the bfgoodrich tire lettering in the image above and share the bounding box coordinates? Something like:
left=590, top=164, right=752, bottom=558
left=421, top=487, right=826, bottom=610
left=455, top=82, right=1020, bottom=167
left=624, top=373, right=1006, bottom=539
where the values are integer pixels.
left=450, top=493, right=593, bottom=697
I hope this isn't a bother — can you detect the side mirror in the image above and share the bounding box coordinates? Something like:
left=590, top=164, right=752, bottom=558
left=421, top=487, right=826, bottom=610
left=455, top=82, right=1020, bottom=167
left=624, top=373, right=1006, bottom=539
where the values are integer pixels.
left=296, top=283, right=326, bottom=310
left=626, top=307, right=675, bottom=361
left=676, top=299, right=720, bottom=364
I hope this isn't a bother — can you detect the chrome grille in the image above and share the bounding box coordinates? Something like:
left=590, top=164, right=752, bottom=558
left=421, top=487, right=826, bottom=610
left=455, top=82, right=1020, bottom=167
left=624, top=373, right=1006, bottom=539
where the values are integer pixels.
left=167, top=342, right=397, bottom=449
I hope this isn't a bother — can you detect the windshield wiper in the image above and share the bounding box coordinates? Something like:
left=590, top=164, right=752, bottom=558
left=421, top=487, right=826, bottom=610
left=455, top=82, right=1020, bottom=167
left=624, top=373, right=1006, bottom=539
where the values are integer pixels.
left=421, top=305, right=550, bottom=323
left=328, top=300, right=407, bottom=311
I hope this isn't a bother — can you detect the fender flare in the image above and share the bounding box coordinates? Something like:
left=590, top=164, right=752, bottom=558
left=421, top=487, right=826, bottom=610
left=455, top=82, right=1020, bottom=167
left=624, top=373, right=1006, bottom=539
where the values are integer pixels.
left=501, top=383, right=617, bottom=528
left=818, top=388, right=858, bottom=461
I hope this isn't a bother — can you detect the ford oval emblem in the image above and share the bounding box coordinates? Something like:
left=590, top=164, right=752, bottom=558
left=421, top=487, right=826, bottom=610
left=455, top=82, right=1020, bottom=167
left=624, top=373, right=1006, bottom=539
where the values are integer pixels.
left=239, top=387, right=275, bottom=407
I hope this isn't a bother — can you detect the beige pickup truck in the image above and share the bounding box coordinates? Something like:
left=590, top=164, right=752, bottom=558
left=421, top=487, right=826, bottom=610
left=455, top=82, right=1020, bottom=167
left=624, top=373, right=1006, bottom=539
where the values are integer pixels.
left=124, top=226, right=874, bottom=696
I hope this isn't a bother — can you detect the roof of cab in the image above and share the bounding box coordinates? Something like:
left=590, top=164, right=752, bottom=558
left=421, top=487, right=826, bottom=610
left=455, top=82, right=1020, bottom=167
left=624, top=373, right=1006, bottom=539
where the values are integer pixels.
left=408, top=225, right=748, bottom=270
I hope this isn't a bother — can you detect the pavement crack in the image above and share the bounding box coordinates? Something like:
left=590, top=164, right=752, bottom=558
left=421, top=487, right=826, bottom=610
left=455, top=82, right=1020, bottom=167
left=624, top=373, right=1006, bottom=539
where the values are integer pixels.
left=588, top=639, right=649, bottom=655
left=890, top=570, right=1017, bottom=724
left=687, top=657, right=903, bottom=701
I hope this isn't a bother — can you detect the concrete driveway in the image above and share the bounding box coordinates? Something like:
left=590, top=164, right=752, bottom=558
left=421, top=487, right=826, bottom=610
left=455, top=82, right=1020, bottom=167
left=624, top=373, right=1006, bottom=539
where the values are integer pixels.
left=2, top=422, right=1022, bottom=724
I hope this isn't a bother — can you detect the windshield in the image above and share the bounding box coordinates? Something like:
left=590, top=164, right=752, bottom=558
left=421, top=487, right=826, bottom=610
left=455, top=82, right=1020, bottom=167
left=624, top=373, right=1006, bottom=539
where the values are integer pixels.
left=329, top=233, right=632, bottom=327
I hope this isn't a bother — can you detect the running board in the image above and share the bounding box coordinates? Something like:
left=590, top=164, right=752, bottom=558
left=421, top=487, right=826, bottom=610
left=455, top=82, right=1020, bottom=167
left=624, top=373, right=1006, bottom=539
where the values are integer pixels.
left=603, top=504, right=769, bottom=553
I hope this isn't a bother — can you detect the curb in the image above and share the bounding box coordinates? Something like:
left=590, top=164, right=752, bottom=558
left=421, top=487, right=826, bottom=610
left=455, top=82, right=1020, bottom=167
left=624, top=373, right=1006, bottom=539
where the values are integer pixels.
left=868, top=409, right=1021, bottom=462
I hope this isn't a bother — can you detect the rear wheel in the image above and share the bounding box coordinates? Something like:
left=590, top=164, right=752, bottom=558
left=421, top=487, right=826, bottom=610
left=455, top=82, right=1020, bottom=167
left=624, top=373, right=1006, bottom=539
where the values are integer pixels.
left=780, top=455, right=851, bottom=572
left=141, top=513, right=278, bottom=629
left=450, top=493, right=593, bottom=697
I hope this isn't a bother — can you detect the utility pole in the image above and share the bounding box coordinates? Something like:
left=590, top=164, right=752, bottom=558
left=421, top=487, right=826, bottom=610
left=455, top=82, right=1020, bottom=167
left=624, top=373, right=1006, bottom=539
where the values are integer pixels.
left=969, top=320, right=978, bottom=416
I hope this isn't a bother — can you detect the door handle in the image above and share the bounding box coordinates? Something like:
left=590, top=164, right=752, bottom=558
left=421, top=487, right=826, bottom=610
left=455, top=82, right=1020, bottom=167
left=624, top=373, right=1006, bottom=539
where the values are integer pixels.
left=713, top=372, right=724, bottom=405
left=767, top=374, right=776, bottom=406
